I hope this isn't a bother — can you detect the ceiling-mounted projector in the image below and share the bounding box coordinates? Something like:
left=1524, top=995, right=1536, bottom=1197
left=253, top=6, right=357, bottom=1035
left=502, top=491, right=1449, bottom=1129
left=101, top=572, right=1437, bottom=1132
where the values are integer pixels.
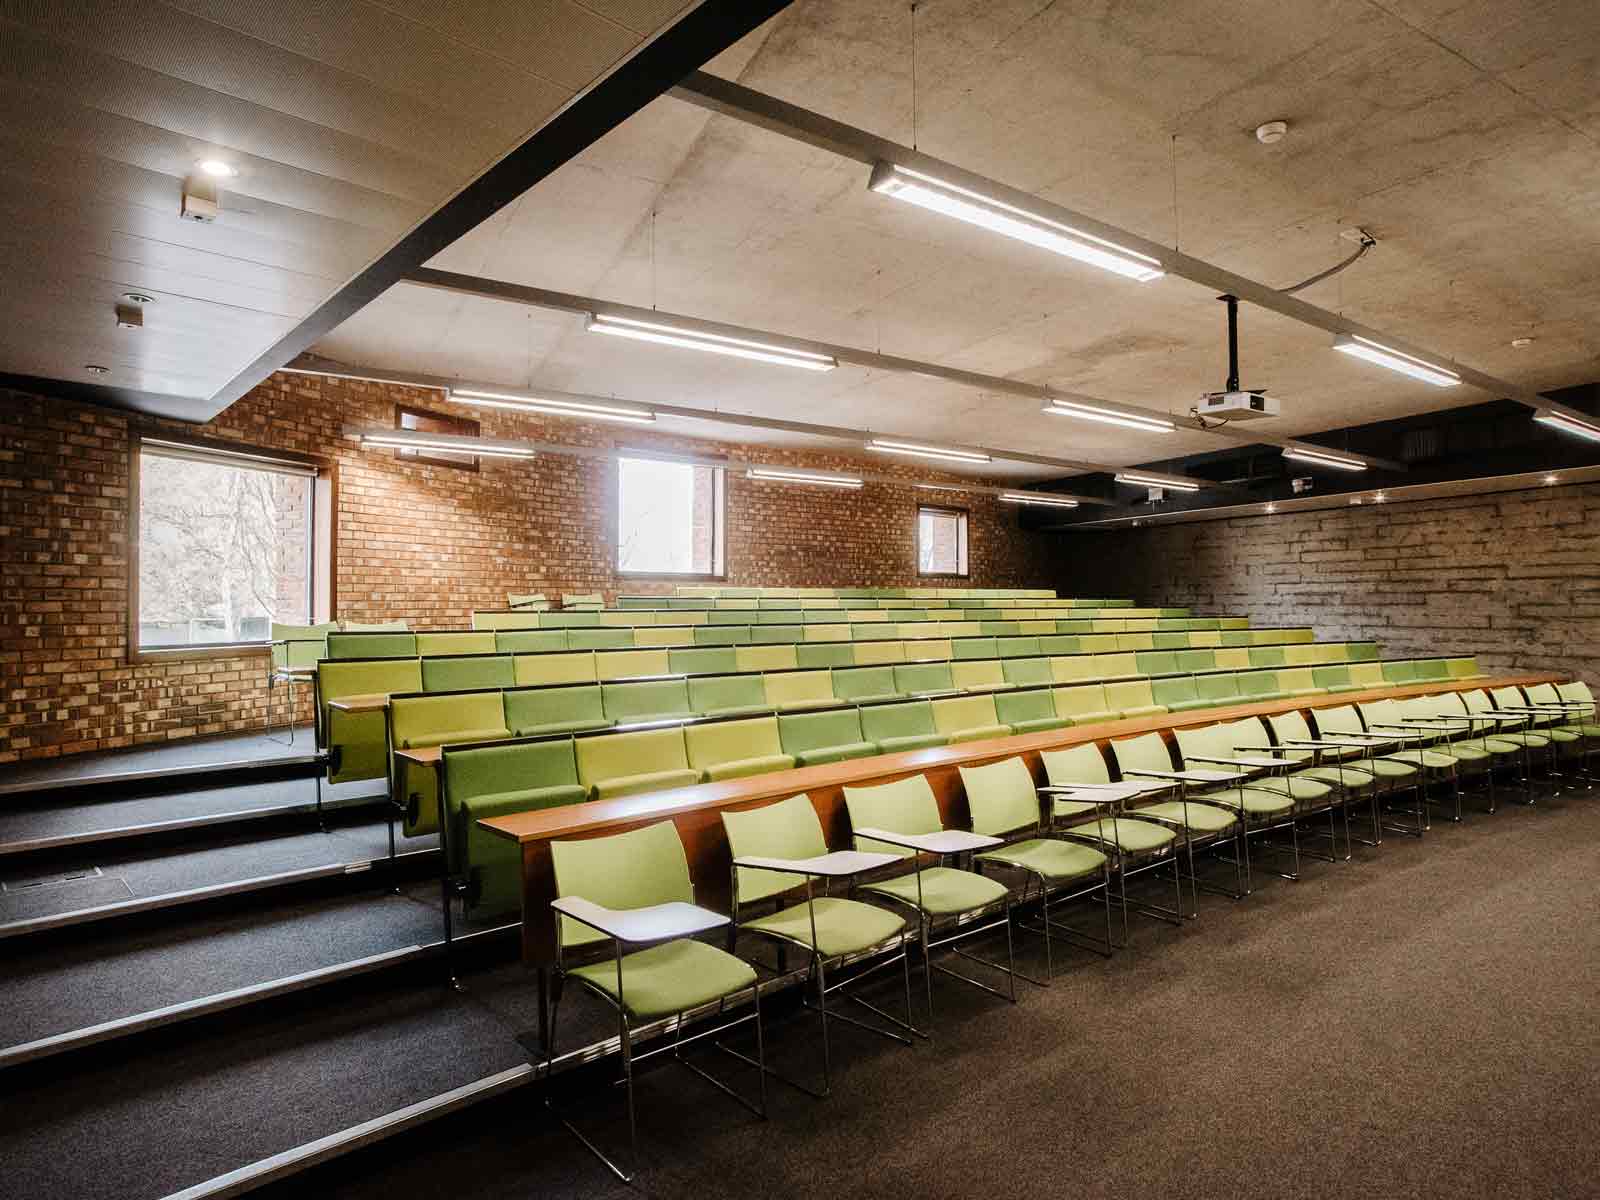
left=1193, top=295, right=1279, bottom=421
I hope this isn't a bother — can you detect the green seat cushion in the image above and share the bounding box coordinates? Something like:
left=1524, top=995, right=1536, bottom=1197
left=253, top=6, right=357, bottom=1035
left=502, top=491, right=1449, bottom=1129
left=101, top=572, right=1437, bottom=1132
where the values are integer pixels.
left=1135, top=800, right=1238, bottom=832
left=793, top=742, right=878, bottom=766
left=1008, top=716, right=1071, bottom=734
left=742, top=897, right=906, bottom=957
left=569, top=938, right=757, bottom=1022
left=1558, top=723, right=1600, bottom=738
left=875, top=733, right=949, bottom=753
left=702, top=754, right=796, bottom=782
left=945, top=724, right=1012, bottom=744
left=400, top=726, right=509, bottom=749
left=1293, top=766, right=1376, bottom=791
left=1453, top=737, right=1523, bottom=756
left=1061, top=817, right=1177, bottom=854
left=1356, top=757, right=1421, bottom=779
left=861, top=866, right=1010, bottom=917
left=1199, top=787, right=1295, bottom=817
left=977, top=837, right=1107, bottom=883
left=1220, top=776, right=1333, bottom=805
left=1115, top=704, right=1167, bottom=719
left=1541, top=727, right=1581, bottom=744
left=590, top=768, right=703, bottom=800
left=1381, top=749, right=1459, bottom=771
left=514, top=717, right=613, bottom=737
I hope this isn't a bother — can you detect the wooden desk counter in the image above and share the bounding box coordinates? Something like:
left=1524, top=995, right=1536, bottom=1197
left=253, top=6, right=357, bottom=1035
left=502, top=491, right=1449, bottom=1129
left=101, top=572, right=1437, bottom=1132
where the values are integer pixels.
left=483, top=672, right=1565, bottom=970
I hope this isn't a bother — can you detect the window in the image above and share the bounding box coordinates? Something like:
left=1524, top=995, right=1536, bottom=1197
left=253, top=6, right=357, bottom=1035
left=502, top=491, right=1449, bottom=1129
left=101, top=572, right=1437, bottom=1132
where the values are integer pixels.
left=395, top=403, right=479, bottom=470
left=134, top=438, right=325, bottom=651
left=616, top=456, right=725, bottom=576
left=918, top=505, right=969, bottom=576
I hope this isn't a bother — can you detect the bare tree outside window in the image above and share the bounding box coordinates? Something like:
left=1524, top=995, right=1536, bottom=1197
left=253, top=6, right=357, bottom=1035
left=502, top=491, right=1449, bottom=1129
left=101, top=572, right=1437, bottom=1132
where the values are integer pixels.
left=617, top=457, right=725, bottom=576
left=137, top=447, right=313, bottom=647
left=918, top=506, right=969, bottom=576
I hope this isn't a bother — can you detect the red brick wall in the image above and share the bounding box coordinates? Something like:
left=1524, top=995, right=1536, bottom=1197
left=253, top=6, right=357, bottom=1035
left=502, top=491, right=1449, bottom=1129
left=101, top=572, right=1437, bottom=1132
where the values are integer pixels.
left=1, top=374, right=1055, bottom=761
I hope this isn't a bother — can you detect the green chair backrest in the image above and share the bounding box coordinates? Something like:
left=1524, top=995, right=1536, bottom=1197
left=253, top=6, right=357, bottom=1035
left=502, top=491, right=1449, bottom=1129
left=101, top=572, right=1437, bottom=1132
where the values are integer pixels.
left=320, top=658, right=424, bottom=783
left=1312, top=705, right=1363, bottom=737
left=1104, top=678, right=1158, bottom=711
left=1268, top=709, right=1312, bottom=744
left=668, top=647, right=739, bottom=676
left=594, top=648, right=671, bottom=680
left=1052, top=684, right=1110, bottom=719
left=960, top=756, right=1041, bottom=838
left=751, top=623, right=805, bottom=644
left=695, top=624, right=752, bottom=645
left=764, top=670, right=836, bottom=708
left=1235, top=670, right=1279, bottom=697
left=443, top=737, right=580, bottom=804
left=565, top=628, right=633, bottom=651
left=1151, top=675, right=1199, bottom=708
left=1446, top=657, right=1480, bottom=679
left=932, top=693, right=1001, bottom=735
left=514, top=652, right=597, bottom=687
left=1313, top=665, right=1352, bottom=689
left=737, top=644, right=800, bottom=672
left=1038, top=635, right=1079, bottom=654
left=550, top=820, right=692, bottom=948
left=1111, top=731, right=1175, bottom=775
left=561, top=593, right=604, bottom=610
left=1001, top=657, right=1053, bottom=687
left=503, top=684, right=609, bottom=736
left=893, top=662, right=956, bottom=694
left=574, top=727, right=690, bottom=789
left=843, top=774, right=942, bottom=857
left=689, top=674, right=770, bottom=715
left=272, top=622, right=335, bottom=669
left=1413, top=659, right=1450, bottom=682
left=1175, top=649, right=1215, bottom=672
left=795, top=642, right=855, bottom=669
left=1248, top=645, right=1287, bottom=668
left=421, top=655, right=514, bottom=693
left=993, top=688, right=1058, bottom=726
left=327, top=631, right=417, bottom=659
left=1134, top=650, right=1178, bottom=676
left=1040, top=743, right=1111, bottom=786
left=722, top=793, right=831, bottom=905
left=778, top=707, right=868, bottom=755
left=684, top=716, right=785, bottom=771
left=415, top=631, right=497, bottom=657
left=601, top=679, right=694, bottom=723
left=390, top=692, right=507, bottom=749
left=1382, top=660, right=1419, bottom=684
left=507, top=593, right=551, bottom=611
left=850, top=640, right=907, bottom=666
left=859, top=700, right=937, bottom=743
left=951, top=659, right=1005, bottom=690
left=832, top=666, right=899, bottom=701
left=495, top=630, right=568, bottom=654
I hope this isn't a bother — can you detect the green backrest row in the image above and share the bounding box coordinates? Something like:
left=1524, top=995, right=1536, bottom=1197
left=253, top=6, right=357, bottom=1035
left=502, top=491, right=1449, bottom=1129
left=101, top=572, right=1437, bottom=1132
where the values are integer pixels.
left=472, top=607, right=1204, bottom=631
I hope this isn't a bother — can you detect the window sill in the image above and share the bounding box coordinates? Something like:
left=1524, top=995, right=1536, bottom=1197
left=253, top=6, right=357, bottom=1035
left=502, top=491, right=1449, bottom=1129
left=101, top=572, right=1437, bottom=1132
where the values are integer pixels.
left=130, top=643, right=272, bottom=665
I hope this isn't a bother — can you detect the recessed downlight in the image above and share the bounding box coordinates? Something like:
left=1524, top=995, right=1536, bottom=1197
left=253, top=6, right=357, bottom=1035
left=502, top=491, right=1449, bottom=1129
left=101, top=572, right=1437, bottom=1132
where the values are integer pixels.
left=197, top=159, right=237, bottom=178
left=1544, top=473, right=1560, bottom=485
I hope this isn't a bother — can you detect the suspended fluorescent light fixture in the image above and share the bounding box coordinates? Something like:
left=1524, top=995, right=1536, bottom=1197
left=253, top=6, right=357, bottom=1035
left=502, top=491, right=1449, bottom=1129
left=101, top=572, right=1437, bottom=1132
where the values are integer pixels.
left=870, top=163, right=1165, bottom=282
left=450, top=388, right=654, bottom=425
left=866, top=438, right=991, bottom=464
left=1533, top=408, right=1600, bottom=444
left=586, top=313, right=837, bottom=371
left=1281, top=446, right=1367, bottom=472
left=746, top=466, right=863, bottom=489
left=1040, top=398, right=1176, bottom=433
left=358, top=430, right=536, bottom=459
left=916, top=482, right=967, bottom=492
left=1332, top=334, right=1460, bottom=387
left=1114, top=471, right=1200, bottom=493
left=998, top=492, right=1079, bottom=508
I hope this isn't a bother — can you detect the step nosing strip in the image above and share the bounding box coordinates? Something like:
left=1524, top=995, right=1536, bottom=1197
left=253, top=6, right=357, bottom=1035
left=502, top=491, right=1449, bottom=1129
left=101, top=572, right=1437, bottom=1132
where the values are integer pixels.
left=0, top=754, right=325, bottom=798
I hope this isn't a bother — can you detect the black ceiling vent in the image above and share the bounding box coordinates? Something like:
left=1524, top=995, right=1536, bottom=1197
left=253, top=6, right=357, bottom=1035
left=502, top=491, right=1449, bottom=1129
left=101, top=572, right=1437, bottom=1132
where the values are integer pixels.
left=1401, top=427, right=1441, bottom=461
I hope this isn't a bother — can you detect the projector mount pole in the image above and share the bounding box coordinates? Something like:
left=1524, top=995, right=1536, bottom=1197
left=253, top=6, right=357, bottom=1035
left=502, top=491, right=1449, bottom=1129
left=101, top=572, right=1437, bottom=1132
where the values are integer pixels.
left=1220, top=293, right=1241, bottom=393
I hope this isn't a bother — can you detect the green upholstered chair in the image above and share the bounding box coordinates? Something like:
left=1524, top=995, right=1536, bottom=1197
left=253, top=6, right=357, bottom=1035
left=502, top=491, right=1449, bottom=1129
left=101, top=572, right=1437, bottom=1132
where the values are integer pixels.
left=504, top=684, right=612, bottom=738
left=416, top=631, right=497, bottom=657
left=271, top=621, right=335, bottom=671
left=326, top=630, right=417, bottom=659
left=1380, top=660, right=1419, bottom=685
left=420, top=654, right=515, bottom=693
left=1134, top=650, right=1178, bottom=676
left=1052, top=684, right=1116, bottom=725
left=1001, top=657, right=1053, bottom=688
left=559, top=592, right=604, bottom=611
left=931, top=694, right=1011, bottom=743
left=851, top=640, right=907, bottom=666
left=548, top=820, right=766, bottom=1182
left=1048, top=655, right=1097, bottom=685
left=391, top=692, right=511, bottom=836
left=1312, top=665, right=1357, bottom=693
left=631, top=626, right=693, bottom=648
left=688, top=674, right=772, bottom=718
left=893, top=662, right=957, bottom=696
left=569, top=628, right=635, bottom=652
left=994, top=688, right=1070, bottom=734
left=694, top=624, right=752, bottom=646
left=996, top=637, right=1041, bottom=659
left=1446, top=656, right=1483, bottom=679
left=736, top=644, right=799, bottom=673
left=1151, top=675, right=1201, bottom=713
left=844, top=775, right=1016, bottom=1021
left=444, top=739, right=587, bottom=916
left=341, top=619, right=410, bottom=632
left=319, top=658, right=423, bottom=785
left=1174, top=649, right=1215, bottom=673
left=684, top=717, right=795, bottom=782
left=593, top=649, right=669, bottom=680
left=858, top=700, right=947, bottom=753
left=600, top=679, right=695, bottom=725
left=495, top=630, right=569, bottom=654
left=723, top=794, right=914, bottom=1093
left=1103, top=679, right=1166, bottom=719
left=507, top=593, right=551, bottom=611
left=752, top=624, right=805, bottom=645
left=777, top=709, right=877, bottom=767
left=831, top=666, right=902, bottom=704
left=1247, top=645, right=1287, bottom=669
left=1212, top=647, right=1252, bottom=670
left=514, top=652, right=597, bottom=687
left=574, top=727, right=699, bottom=799
left=794, top=642, right=855, bottom=669
left=1356, top=697, right=1463, bottom=823
left=961, top=756, right=1112, bottom=975
left=1038, top=742, right=1183, bottom=940
left=763, top=670, right=838, bottom=711
left=1308, top=704, right=1426, bottom=839
left=1234, top=670, right=1284, bottom=702
left=950, top=659, right=1006, bottom=692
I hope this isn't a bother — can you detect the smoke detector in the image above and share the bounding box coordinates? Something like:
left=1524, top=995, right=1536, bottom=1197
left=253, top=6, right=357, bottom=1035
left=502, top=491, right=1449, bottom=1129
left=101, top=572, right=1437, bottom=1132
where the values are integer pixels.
left=1255, top=120, right=1289, bottom=145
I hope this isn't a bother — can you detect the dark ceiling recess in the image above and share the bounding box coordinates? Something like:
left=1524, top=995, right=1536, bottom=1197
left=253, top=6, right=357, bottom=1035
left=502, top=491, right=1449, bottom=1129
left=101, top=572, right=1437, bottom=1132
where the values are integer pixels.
left=1029, top=382, right=1600, bottom=528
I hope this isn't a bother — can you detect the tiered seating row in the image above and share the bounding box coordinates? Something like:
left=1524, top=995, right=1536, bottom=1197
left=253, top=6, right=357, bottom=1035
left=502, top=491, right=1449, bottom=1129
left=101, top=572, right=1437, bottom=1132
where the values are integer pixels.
left=615, top=594, right=1131, bottom=609
left=667, top=586, right=1069, bottom=599
left=477, top=605, right=1199, bottom=629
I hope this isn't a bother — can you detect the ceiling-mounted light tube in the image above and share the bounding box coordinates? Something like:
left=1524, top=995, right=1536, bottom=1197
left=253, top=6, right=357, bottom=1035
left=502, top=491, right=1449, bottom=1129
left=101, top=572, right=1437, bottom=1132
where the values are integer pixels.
left=866, top=438, right=991, bottom=464
left=359, top=431, right=536, bottom=459
left=746, top=467, right=863, bottom=489
left=451, top=388, right=655, bottom=425
left=1332, top=334, right=1460, bottom=387
left=1115, top=472, right=1201, bottom=493
left=1533, top=408, right=1600, bottom=444
left=586, top=313, right=837, bottom=371
left=870, top=163, right=1165, bottom=282
left=998, top=492, right=1079, bottom=508
left=916, top=482, right=967, bottom=492
left=1281, top=446, right=1367, bottom=472
left=1041, top=398, right=1176, bottom=433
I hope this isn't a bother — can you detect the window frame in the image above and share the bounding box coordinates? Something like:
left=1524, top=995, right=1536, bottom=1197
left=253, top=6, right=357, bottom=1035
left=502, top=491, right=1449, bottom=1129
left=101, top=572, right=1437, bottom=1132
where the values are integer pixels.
left=614, top=453, right=728, bottom=581
left=127, top=430, right=336, bottom=663
left=916, top=504, right=970, bottom=578
left=394, top=403, right=480, bottom=471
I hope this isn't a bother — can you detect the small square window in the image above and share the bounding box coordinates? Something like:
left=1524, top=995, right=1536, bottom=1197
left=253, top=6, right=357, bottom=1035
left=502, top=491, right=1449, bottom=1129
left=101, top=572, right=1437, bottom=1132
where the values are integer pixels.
left=617, top=456, right=726, bottom=577
left=918, top=506, right=968, bottom=576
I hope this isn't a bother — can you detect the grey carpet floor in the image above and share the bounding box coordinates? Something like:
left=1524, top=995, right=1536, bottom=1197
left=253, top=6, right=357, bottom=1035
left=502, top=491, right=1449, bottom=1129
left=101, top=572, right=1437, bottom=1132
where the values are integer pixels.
left=1, top=891, right=450, bottom=1047
left=247, top=787, right=1600, bottom=1200
left=0, top=818, right=436, bottom=925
